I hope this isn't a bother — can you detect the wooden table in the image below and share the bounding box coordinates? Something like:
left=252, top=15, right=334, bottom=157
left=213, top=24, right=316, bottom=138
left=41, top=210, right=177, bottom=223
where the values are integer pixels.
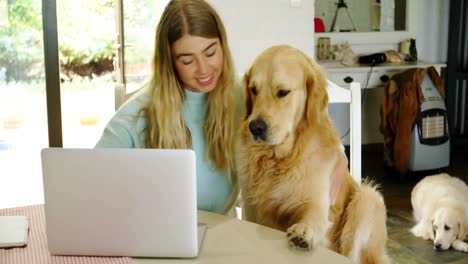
left=133, top=210, right=352, bottom=264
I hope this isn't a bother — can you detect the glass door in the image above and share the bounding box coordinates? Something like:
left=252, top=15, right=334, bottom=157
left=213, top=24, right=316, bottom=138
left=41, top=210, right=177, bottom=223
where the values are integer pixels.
left=56, top=0, right=116, bottom=148
left=0, top=0, right=169, bottom=209
left=113, top=0, right=169, bottom=108
left=0, top=0, right=48, bottom=208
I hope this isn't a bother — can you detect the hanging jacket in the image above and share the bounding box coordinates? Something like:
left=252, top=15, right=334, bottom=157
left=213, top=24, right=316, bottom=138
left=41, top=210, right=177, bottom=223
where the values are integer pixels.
left=380, top=66, right=445, bottom=174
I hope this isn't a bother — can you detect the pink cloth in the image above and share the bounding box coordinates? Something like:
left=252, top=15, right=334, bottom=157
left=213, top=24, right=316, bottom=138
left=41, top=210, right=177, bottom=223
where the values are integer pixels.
left=0, top=205, right=132, bottom=264
left=329, top=156, right=347, bottom=206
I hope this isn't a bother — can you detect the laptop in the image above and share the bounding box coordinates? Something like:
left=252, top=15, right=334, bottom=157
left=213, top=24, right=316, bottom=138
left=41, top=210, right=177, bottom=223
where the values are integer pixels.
left=41, top=148, right=206, bottom=258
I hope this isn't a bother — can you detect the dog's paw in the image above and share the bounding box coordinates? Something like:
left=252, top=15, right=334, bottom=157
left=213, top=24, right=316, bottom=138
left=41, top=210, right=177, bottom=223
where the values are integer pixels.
left=286, top=223, right=315, bottom=250
left=410, top=223, right=432, bottom=240
left=452, top=240, right=468, bottom=252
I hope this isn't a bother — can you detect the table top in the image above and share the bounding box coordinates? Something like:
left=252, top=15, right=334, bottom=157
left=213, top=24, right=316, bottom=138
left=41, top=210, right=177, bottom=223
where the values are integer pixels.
left=133, top=211, right=352, bottom=264
left=0, top=205, right=351, bottom=264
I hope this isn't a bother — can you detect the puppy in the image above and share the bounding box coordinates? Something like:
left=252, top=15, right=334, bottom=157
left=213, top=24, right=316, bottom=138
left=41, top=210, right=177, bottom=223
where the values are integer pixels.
left=410, top=173, right=468, bottom=252
left=236, top=45, right=389, bottom=264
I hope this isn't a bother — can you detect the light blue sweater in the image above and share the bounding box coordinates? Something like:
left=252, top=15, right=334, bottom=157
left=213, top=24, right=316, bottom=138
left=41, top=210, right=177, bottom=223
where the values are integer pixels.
left=96, top=86, right=241, bottom=213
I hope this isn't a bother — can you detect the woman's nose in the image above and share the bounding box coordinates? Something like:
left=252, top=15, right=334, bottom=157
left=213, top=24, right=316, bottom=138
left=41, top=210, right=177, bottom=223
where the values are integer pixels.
left=196, top=58, right=208, bottom=75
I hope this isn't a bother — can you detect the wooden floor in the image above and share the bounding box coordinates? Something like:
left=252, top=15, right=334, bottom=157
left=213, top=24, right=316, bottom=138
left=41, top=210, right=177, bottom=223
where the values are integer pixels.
left=362, top=143, right=468, bottom=264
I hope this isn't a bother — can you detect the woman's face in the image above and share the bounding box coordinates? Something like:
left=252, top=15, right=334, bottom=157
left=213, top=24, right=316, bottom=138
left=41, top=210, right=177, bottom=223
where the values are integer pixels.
left=171, top=34, right=224, bottom=93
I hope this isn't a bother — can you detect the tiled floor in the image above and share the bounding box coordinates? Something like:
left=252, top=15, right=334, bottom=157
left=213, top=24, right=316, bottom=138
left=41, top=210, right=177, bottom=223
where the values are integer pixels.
left=361, top=143, right=468, bottom=264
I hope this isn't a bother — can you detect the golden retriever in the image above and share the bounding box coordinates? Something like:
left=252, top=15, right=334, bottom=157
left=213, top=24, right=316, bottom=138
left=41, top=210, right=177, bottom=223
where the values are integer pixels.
left=236, top=45, right=389, bottom=264
left=410, top=173, right=468, bottom=252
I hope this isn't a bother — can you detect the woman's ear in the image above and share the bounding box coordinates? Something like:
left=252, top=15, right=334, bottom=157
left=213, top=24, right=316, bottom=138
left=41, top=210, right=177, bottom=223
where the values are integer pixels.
left=242, top=69, right=253, bottom=120
left=303, top=54, right=328, bottom=125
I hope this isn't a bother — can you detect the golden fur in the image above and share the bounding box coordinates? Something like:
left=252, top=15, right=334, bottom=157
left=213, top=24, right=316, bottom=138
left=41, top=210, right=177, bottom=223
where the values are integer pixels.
left=236, top=45, right=389, bottom=264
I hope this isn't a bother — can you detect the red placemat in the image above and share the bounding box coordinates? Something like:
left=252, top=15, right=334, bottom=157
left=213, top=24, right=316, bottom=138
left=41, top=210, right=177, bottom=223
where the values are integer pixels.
left=0, top=205, right=132, bottom=264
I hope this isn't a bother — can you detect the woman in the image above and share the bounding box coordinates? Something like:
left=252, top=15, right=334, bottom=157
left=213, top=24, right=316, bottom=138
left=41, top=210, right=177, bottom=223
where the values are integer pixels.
left=96, top=0, right=242, bottom=215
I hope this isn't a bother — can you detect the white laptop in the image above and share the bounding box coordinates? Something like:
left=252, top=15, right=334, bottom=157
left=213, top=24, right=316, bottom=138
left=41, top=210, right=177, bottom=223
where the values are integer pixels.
left=41, top=148, right=206, bottom=258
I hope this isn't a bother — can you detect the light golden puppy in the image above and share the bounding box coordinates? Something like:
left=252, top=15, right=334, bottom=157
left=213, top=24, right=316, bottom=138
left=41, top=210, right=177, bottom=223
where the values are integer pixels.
left=236, top=45, right=389, bottom=264
left=410, top=173, right=468, bottom=252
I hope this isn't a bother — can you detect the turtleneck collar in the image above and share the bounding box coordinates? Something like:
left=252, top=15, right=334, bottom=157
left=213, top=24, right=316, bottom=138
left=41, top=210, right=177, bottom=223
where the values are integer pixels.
left=184, top=88, right=208, bottom=104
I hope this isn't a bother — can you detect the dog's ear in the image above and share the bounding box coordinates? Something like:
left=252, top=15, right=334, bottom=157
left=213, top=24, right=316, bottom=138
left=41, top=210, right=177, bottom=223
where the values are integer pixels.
left=302, top=53, right=329, bottom=125
left=457, top=221, right=466, bottom=240
left=242, top=68, right=253, bottom=120
left=430, top=218, right=436, bottom=240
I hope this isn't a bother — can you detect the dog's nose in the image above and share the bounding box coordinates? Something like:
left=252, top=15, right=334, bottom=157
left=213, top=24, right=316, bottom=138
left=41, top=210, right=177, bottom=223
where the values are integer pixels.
left=434, top=243, right=442, bottom=250
left=249, top=119, right=268, bottom=138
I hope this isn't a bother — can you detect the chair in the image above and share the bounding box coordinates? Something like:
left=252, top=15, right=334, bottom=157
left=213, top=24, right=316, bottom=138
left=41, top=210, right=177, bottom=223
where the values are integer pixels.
left=114, top=84, right=126, bottom=110
left=114, top=83, right=145, bottom=110
left=327, top=80, right=361, bottom=184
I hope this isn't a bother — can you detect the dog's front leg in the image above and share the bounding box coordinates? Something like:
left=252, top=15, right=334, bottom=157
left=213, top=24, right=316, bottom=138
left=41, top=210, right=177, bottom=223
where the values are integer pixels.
left=452, top=240, right=468, bottom=252
left=410, top=220, right=433, bottom=240
left=242, top=202, right=256, bottom=222
left=286, top=204, right=331, bottom=250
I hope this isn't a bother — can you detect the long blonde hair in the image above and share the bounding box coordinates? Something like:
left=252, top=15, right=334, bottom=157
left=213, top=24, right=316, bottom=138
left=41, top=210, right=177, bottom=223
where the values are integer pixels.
left=145, top=0, right=236, bottom=174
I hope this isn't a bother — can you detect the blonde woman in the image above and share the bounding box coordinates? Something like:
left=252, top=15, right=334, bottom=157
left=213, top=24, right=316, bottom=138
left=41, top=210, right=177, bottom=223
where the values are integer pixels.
left=96, top=0, right=242, bottom=214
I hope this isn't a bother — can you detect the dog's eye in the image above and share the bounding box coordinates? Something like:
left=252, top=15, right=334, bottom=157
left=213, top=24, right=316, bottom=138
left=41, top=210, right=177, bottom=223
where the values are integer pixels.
left=434, top=225, right=438, bottom=230
left=276, top=89, right=290, bottom=98
left=444, top=225, right=450, bottom=231
left=250, top=87, right=257, bottom=96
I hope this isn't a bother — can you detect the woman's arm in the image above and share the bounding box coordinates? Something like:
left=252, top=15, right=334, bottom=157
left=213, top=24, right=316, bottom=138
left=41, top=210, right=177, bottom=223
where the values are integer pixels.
left=95, top=118, right=136, bottom=148
left=95, top=89, right=150, bottom=148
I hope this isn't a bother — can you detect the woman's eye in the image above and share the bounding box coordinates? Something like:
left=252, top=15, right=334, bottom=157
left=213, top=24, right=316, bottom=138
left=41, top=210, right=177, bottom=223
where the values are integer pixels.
left=444, top=225, right=450, bottom=231
left=182, top=60, right=193, bottom=65
left=276, top=89, right=291, bottom=98
left=206, top=51, right=216, bottom=57
left=250, top=87, right=257, bottom=96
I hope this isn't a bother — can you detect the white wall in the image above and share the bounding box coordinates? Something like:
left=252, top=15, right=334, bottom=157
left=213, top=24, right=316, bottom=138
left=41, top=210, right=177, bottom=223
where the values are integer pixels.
left=208, top=0, right=449, bottom=145
left=209, top=0, right=449, bottom=73
left=416, top=0, right=449, bottom=62
left=208, top=0, right=315, bottom=76
left=340, top=1, right=449, bottom=62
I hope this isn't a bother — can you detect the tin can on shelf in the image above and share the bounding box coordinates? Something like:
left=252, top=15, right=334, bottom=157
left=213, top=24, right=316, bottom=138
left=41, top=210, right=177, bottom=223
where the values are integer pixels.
left=317, top=37, right=331, bottom=60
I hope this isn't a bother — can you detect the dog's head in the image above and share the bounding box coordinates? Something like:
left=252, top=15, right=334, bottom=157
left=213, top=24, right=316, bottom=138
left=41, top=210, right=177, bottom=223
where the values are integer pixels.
left=242, top=45, right=328, bottom=145
left=432, top=207, right=465, bottom=250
